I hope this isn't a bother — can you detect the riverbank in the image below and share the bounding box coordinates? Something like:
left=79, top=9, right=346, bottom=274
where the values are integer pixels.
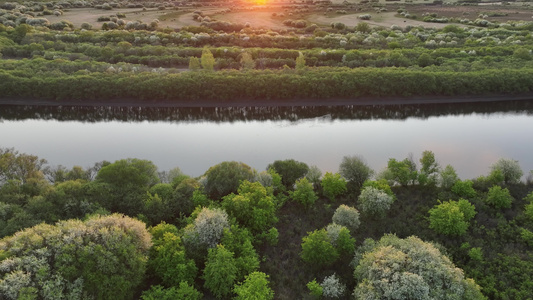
left=1, top=93, right=533, bottom=108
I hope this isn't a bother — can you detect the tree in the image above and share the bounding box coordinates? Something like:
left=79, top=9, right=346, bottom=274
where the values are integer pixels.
left=141, top=283, right=202, bottom=300
left=326, top=223, right=355, bottom=256
left=439, top=164, right=459, bottom=190
left=0, top=214, right=152, bottom=300
left=332, top=204, right=360, bottom=233
left=183, top=207, right=229, bottom=251
left=220, top=225, right=260, bottom=281
left=291, top=178, right=318, bottom=208
left=489, top=158, right=523, bottom=185
left=295, top=51, right=306, bottom=70
left=485, top=185, right=513, bottom=209
left=222, top=181, right=277, bottom=234
left=358, top=186, right=394, bottom=217
left=234, top=272, right=274, bottom=300
left=240, top=52, right=255, bottom=70
left=203, top=245, right=238, bottom=299
left=451, top=180, right=477, bottom=198
left=148, top=232, right=197, bottom=287
left=387, top=157, right=417, bottom=186
left=429, top=199, right=476, bottom=235
left=94, top=158, right=159, bottom=215
left=339, top=155, right=374, bottom=191
left=201, top=47, right=215, bottom=71
left=321, top=273, right=346, bottom=298
left=267, top=159, right=309, bottom=189
left=321, top=172, right=347, bottom=201
left=300, top=229, right=339, bottom=267
left=418, top=150, right=440, bottom=186
left=0, top=148, right=47, bottom=185
left=189, top=57, right=201, bottom=71
left=204, top=161, right=254, bottom=199
left=305, top=165, right=322, bottom=187
left=353, top=235, right=486, bottom=300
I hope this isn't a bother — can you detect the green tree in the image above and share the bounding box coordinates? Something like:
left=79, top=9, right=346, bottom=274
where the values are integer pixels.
left=485, top=185, right=513, bottom=209
left=234, top=272, right=274, bottom=300
left=321, top=172, right=347, bottom=201
left=353, top=235, right=486, bottom=300
left=451, top=180, right=477, bottom=198
left=387, top=157, right=417, bottom=186
left=94, top=158, right=159, bottom=215
left=222, top=181, right=277, bottom=234
left=300, top=229, right=339, bottom=267
left=204, top=161, right=254, bottom=199
left=148, top=232, right=197, bottom=286
left=429, top=199, right=476, bottom=235
left=189, top=57, right=201, bottom=71
left=201, top=47, right=215, bottom=71
left=220, top=225, right=260, bottom=281
left=418, top=150, right=440, bottom=186
left=203, top=245, right=238, bottom=299
left=295, top=51, right=306, bottom=70
left=240, top=52, right=255, bottom=70
left=291, top=178, right=318, bottom=208
left=339, top=155, right=374, bottom=191
left=141, top=283, right=202, bottom=300
left=267, top=159, right=309, bottom=189
left=307, top=279, right=323, bottom=298
left=439, top=164, right=459, bottom=190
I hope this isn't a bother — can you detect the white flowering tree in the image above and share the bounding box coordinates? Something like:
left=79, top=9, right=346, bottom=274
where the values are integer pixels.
left=0, top=214, right=152, bottom=300
left=183, top=207, right=229, bottom=252
left=353, top=235, right=486, bottom=300
left=332, top=204, right=360, bottom=233
left=358, top=186, right=394, bottom=217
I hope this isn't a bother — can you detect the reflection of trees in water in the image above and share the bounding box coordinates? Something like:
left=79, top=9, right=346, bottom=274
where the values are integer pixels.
left=1, top=100, right=533, bottom=123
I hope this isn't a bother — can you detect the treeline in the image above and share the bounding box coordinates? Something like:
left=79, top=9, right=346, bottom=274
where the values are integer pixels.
left=1, top=147, right=533, bottom=299
left=2, top=66, right=533, bottom=101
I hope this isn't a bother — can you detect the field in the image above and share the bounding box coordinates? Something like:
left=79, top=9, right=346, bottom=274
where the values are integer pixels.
left=47, top=0, right=533, bottom=31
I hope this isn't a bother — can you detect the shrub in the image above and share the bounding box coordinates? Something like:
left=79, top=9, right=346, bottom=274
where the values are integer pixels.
left=332, top=204, right=360, bottom=233
left=358, top=186, right=394, bottom=217
left=358, top=14, right=372, bottom=20
left=485, top=185, right=513, bottom=209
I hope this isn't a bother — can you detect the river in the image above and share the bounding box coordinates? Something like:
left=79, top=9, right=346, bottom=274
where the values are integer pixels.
left=1, top=100, right=532, bottom=180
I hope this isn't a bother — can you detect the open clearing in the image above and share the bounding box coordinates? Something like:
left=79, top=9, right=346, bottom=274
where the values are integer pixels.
left=52, top=1, right=533, bottom=30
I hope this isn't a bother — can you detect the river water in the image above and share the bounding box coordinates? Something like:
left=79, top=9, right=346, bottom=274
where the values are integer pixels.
left=1, top=100, right=532, bottom=180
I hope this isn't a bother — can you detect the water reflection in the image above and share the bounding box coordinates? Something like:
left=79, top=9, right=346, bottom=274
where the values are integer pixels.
left=1, top=100, right=533, bottom=123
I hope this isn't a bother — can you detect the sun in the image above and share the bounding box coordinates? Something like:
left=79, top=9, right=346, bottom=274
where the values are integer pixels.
left=250, top=0, right=267, bottom=5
